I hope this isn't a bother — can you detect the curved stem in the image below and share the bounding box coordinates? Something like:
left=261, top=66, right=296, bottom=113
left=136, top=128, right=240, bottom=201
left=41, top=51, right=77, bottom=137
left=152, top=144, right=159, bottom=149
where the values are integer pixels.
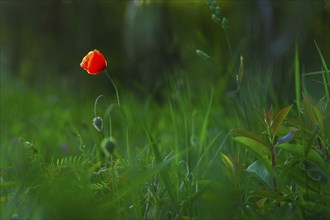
left=94, top=95, right=104, bottom=117
left=104, top=69, right=120, bottom=107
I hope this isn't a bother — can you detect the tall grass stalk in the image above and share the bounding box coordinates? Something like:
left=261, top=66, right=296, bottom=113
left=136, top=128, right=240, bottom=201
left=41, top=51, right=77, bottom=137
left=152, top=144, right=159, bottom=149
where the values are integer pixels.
left=145, top=127, right=182, bottom=219
left=314, top=40, right=330, bottom=105
left=198, top=88, right=213, bottom=155
left=169, top=101, right=180, bottom=165
left=295, top=42, right=301, bottom=116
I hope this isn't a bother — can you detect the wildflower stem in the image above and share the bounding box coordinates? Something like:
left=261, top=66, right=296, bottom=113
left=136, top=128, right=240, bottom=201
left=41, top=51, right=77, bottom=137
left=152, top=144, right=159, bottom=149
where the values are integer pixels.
left=104, top=69, right=121, bottom=107
left=93, top=95, right=104, bottom=117
left=270, top=144, right=277, bottom=191
left=224, top=31, right=239, bottom=90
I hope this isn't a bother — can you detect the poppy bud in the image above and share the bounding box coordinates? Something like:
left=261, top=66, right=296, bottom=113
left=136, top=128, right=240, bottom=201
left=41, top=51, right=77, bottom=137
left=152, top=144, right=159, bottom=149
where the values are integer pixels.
left=92, top=116, right=103, bottom=131
left=80, top=49, right=107, bottom=75
left=101, top=137, right=117, bottom=157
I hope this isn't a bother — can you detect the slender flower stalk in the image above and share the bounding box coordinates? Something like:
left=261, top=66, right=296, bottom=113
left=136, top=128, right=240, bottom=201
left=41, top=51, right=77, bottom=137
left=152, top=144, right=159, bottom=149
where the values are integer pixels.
left=93, top=95, right=104, bottom=117
left=104, top=69, right=120, bottom=107
left=270, top=144, right=277, bottom=191
left=92, top=95, right=105, bottom=132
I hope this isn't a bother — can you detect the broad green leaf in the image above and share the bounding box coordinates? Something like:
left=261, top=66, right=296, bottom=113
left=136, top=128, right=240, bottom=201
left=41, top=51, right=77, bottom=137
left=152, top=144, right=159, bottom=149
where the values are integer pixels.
left=220, top=152, right=234, bottom=171
left=279, top=157, right=301, bottom=180
left=247, top=189, right=287, bottom=207
left=271, top=105, right=293, bottom=137
left=283, top=164, right=320, bottom=191
left=232, top=137, right=272, bottom=173
left=246, top=160, right=273, bottom=188
left=247, top=189, right=283, bottom=200
left=305, top=161, right=327, bottom=182
left=233, top=137, right=270, bottom=156
left=303, top=190, right=330, bottom=204
left=231, top=128, right=266, bottom=146
left=277, top=143, right=325, bottom=169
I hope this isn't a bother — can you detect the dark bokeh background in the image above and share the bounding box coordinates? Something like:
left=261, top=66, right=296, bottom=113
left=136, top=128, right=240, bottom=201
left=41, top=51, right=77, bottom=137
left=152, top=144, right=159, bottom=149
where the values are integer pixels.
left=1, top=0, right=329, bottom=100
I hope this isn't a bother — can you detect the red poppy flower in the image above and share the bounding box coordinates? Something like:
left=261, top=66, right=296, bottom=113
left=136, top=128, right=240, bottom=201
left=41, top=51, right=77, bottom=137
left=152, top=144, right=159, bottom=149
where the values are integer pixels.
left=80, top=49, right=107, bottom=75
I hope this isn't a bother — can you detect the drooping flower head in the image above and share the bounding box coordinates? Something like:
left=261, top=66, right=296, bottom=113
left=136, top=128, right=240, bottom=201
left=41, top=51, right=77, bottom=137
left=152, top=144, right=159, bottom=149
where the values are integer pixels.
left=92, top=116, right=103, bottom=131
left=101, top=137, right=117, bottom=157
left=80, top=49, right=107, bottom=75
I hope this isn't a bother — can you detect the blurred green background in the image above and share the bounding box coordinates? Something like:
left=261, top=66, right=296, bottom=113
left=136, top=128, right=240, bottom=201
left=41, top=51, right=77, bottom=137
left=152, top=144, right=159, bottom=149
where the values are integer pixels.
left=1, top=0, right=329, bottom=162
left=1, top=0, right=329, bottom=99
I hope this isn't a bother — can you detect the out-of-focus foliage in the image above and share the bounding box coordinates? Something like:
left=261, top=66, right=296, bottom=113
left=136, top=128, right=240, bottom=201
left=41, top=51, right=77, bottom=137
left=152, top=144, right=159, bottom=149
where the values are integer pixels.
left=1, top=0, right=329, bottom=100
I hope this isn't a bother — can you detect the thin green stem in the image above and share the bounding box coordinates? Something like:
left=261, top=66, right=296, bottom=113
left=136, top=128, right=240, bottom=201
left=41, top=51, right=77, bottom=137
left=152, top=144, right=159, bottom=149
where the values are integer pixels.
left=93, top=95, right=104, bottom=117
left=104, top=69, right=121, bottom=107
left=107, top=105, right=112, bottom=138
left=270, top=145, right=277, bottom=191
left=295, top=42, right=301, bottom=116
left=224, top=31, right=240, bottom=92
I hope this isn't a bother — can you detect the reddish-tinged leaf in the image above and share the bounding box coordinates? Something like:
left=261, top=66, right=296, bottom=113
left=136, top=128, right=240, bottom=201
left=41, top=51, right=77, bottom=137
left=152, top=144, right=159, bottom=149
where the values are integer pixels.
left=266, top=104, right=273, bottom=124
left=271, top=105, right=293, bottom=137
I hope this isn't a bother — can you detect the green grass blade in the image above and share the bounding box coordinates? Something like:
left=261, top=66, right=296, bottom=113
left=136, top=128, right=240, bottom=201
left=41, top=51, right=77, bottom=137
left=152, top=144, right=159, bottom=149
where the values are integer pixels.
left=194, top=131, right=223, bottom=177
left=145, top=127, right=182, bottom=218
left=169, top=101, right=180, bottom=165
left=295, top=43, right=301, bottom=115
left=303, top=70, right=330, bottom=76
left=108, top=159, right=172, bottom=206
left=198, top=88, right=214, bottom=154
left=314, top=40, right=330, bottom=103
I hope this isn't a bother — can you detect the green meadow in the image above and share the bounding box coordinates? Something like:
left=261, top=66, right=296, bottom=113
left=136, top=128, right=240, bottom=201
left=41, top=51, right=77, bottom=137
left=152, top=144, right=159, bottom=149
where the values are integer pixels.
left=1, top=1, right=329, bottom=219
